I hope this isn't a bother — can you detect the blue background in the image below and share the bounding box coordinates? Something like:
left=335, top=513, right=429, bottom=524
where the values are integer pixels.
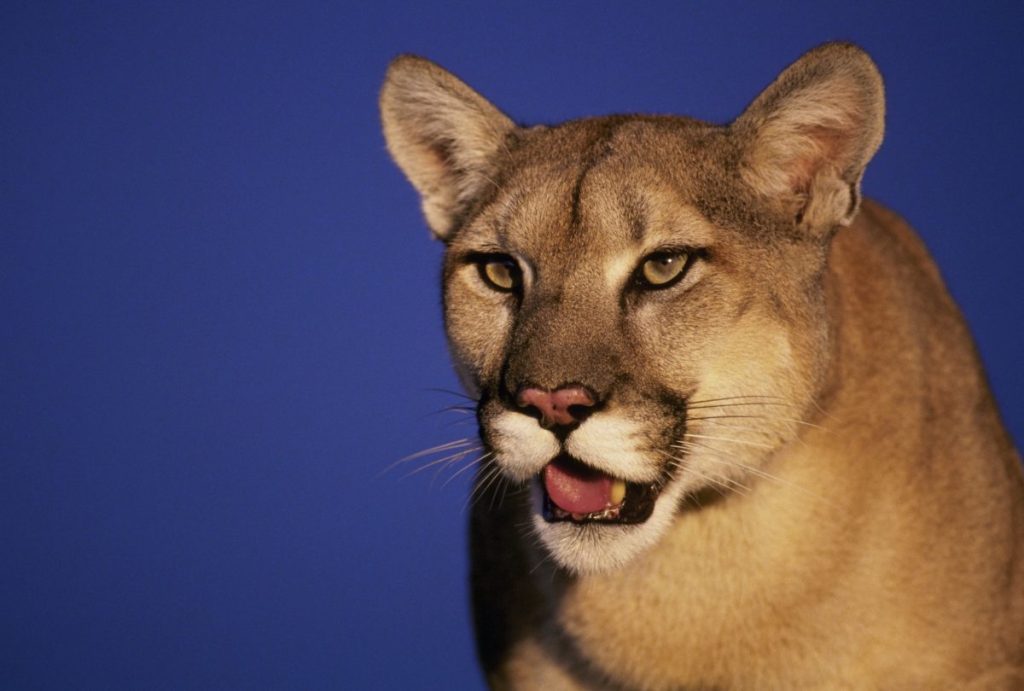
left=3, top=2, right=1021, bottom=689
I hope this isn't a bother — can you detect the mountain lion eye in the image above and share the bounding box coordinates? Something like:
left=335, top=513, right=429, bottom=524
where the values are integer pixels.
left=639, top=252, right=689, bottom=288
left=477, top=256, right=521, bottom=292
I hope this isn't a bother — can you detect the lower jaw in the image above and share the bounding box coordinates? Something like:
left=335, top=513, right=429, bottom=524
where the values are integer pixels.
left=529, top=481, right=689, bottom=576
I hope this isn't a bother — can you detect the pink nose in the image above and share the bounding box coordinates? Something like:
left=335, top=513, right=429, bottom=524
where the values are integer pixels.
left=516, top=386, right=596, bottom=428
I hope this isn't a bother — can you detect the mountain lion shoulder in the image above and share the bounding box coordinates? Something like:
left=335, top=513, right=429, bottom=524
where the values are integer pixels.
left=380, top=43, right=1024, bottom=689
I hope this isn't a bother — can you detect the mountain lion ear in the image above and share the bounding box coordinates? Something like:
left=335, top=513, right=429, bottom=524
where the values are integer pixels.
left=380, top=55, right=516, bottom=240
left=732, top=43, right=885, bottom=235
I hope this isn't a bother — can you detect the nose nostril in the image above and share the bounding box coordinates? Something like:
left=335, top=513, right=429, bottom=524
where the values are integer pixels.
left=517, top=401, right=548, bottom=428
left=566, top=403, right=594, bottom=422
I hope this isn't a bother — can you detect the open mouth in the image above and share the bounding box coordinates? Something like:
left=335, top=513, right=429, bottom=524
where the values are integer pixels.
left=541, top=454, right=659, bottom=524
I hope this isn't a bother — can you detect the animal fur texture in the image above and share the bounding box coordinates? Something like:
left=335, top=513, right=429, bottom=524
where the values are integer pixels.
left=381, top=43, right=1024, bottom=689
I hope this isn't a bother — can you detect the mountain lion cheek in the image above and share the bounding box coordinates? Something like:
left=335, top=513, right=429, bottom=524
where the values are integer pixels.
left=444, top=290, right=514, bottom=385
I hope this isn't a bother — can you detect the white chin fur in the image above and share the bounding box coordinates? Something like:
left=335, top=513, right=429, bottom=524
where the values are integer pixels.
left=529, top=479, right=687, bottom=575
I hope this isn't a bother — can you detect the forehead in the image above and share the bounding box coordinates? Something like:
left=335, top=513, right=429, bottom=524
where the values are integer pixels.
left=458, top=117, right=724, bottom=259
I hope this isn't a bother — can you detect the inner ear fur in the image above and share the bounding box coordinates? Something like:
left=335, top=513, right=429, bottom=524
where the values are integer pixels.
left=732, top=43, right=885, bottom=235
left=380, top=55, right=516, bottom=239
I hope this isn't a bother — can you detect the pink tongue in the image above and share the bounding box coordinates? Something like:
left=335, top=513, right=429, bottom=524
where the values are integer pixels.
left=544, top=458, right=613, bottom=515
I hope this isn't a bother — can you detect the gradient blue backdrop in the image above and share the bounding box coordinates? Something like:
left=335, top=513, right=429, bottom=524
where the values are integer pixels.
left=3, top=2, right=1021, bottom=689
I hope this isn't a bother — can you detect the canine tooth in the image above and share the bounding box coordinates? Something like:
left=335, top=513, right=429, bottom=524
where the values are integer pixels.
left=611, top=479, right=626, bottom=506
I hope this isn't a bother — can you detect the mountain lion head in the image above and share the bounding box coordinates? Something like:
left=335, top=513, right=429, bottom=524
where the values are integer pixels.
left=381, top=44, right=884, bottom=574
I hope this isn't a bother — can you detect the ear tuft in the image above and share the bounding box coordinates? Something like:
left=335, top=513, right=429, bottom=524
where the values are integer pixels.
left=732, top=43, right=885, bottom=235
left=380, top=55, right=515, bottom=239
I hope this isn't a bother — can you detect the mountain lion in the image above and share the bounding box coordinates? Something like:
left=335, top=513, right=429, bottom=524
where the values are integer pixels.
left=380, top=43, right=1024, bottom=689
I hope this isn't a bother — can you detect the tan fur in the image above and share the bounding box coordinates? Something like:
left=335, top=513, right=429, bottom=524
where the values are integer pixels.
left=381, top=44, right=1024, bottom=689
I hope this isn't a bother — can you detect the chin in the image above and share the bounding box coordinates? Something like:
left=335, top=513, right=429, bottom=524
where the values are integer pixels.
left=528, top=479, right=689, bottom=576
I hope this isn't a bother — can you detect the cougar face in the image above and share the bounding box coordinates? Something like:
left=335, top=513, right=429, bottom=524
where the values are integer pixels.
left=381, top=46, right=882, bottom=574
left=438, top=120, right=829, bottom=573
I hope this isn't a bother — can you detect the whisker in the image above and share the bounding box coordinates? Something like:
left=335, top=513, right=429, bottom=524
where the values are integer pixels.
left=415, top=405, right=475, bottom=427
left=441, top=418, right=478, bottom=430
left=686, top=394, right=787, bottom=406
left=424, top=405, right=476, bottom=418
left=686, top=400, right=801, bottom=412
left=528, top=537, right=558, bottom=576
left=375, top=438, right=477, bottom=479
left=688, top=451, right=778, bottom=485
left=401, top=446, right=481, bottom=480
left=686, top=418, right=773, bottom=436
left=680, top=441, right=830, bottom=505
left=423, top=387, right=476, bottom=402
left=465, top=463, right=506, bottom=513
left=659, top=449, right=752, bottom=496
left=489, top=474, right=511, bottom=511
left=441, top=451, right=493, bottom=488
left=480, top=463, right=510, bottom=505
left=686, top=413, right=826, bottom=431
left=428, top=455, right=480, bottom=490
left=399, top=438, right=476, bottom=463
left=682, top=433, right=775, bottom=450
left=493, top=470, right=527, bottom=511
left=463, top=466, right=497, bottom=512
